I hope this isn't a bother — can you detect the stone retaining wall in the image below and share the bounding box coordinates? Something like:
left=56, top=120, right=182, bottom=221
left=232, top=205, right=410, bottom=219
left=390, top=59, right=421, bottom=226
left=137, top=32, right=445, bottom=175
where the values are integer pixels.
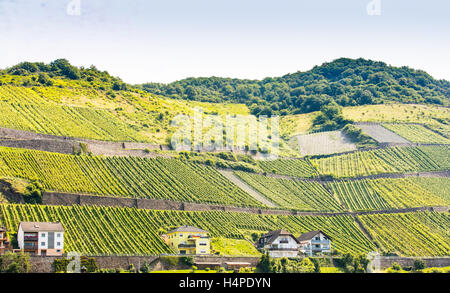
left=27, top=255, right=450, bottom=273
left=42, top=192, right=448, bottom=216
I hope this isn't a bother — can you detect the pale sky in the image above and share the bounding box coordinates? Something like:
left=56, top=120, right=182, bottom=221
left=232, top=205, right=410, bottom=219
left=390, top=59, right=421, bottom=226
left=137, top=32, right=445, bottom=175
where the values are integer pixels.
left=0, top=0, right=449, bottom=84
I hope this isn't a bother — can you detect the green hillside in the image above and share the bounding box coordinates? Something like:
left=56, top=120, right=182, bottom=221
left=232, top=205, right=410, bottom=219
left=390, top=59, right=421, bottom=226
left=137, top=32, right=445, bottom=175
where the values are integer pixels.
left=142, top=58, right=450, bottom=116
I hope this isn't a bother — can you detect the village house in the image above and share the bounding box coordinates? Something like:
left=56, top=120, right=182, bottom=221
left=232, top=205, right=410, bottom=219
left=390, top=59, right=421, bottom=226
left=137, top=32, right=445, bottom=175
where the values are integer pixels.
left=297, top=230, right=332, bottom=256
left=0, top=226, right=9, bottom=255
left=17, top=222, right=65, bottom=256
left=166, top=225, right=210, bottom=255
left=258, top=229, right=300, bottom=258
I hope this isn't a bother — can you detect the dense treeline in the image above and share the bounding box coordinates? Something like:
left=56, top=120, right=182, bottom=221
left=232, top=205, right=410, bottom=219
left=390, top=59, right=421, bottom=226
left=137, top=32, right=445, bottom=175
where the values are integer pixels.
left=142, top=58, right=450, bottom=115
left=0, top=59, right=128, bottom=91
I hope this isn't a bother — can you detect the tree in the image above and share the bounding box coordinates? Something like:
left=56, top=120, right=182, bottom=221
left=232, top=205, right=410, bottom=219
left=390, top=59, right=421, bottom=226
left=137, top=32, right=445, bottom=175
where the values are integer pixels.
left=50, top=59, right=80, bottom=79
left=0, top=252, right=31, bottom=273
left=413, top=259, right=425, bottom=271
left=255, top=253, right=272, bottom=273
left=37, top=72, right=52, bottom=85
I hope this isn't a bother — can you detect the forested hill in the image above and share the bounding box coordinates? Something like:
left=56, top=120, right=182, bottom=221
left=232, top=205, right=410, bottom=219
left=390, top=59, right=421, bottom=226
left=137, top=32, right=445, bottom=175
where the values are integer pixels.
left=142, top=58, right=450, bottom=116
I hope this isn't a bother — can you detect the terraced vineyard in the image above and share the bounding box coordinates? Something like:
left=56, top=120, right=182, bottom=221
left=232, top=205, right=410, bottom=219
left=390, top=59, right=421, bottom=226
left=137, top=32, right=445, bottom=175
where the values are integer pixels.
left=0, top=102, right=146, bottom=143
left=0, top=203, right=376, bottom=255
left=382, top=123, right=450, bottom=144
left=328, top=178, right=449, bottom=211
left=234, top=171, right=343, bottom=211
left=358, top=212, right=450, bottom=256
left=312, top=146, right=449, bottom=178
left=0, top=146, right=263, bottom=207
left=257, top=158, right=318, bottom=178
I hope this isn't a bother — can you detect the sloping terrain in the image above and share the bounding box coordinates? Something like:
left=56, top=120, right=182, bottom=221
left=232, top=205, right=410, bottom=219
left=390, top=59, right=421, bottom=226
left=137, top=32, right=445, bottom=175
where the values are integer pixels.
left=291, top=130, right=357, bottom=156
left=355, top=123, right=410, bottom=143
left=382, top=123, right=450, bottom=144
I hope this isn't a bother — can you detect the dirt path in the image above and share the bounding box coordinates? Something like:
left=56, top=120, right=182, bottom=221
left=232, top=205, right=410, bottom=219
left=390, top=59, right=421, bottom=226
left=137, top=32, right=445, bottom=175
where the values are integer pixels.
left=218, top=170, right=278, bottom=208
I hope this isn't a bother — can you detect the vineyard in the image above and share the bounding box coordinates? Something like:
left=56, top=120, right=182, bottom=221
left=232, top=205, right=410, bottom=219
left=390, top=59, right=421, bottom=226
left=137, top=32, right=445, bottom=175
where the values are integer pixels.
left=358, top=212, right=450, bottom=256
left=234, top=171, right=343, bottom=212
left=312, top=146, right=449, bottom=178
left=0, top=203, right=376, bottom=255
left=382, top=123, right=450, bottom=144
left=257, top=158, right=318, bottom=178
left=328, top=177, right=449, bottom=211
left=0, top=85, right=148, bottom=142
left=0, top=146, right=263, bottom=207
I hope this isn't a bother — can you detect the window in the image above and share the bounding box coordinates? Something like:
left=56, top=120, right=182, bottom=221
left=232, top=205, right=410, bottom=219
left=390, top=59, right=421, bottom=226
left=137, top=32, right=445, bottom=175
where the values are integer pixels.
left=56, top=250, right=61, bottom=253
left=41, top=242, right=45, bottom=246
left=180, top=234, right=183, bottom=237
left=57, top=242, right=61, bottom=246
left=41, top=233, right=45, bottom=237
left=199, top=242, right=207, bottom=246
left=315, top=237, right=320, bottom=240
left=200, top=250, right=206, bottom=254
left=56, top=233, right=61, bottom=238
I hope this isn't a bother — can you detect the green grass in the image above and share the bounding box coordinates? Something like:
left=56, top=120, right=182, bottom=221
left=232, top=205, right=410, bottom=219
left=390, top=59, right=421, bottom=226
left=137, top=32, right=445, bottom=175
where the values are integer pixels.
left=320, top=267, right=344, bottom=273
left=211, top=238, right=260, bottom=256
left=382, top=124, right=450, bottom=144
left=234, top=171, right=343, bottom=212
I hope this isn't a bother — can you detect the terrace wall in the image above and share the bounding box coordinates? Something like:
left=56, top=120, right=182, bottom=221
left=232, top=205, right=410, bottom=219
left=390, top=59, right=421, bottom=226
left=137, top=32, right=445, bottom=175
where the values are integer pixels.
left=42, top=192, right=448, bottom=216
left=27, top=255, right=450, bottom=273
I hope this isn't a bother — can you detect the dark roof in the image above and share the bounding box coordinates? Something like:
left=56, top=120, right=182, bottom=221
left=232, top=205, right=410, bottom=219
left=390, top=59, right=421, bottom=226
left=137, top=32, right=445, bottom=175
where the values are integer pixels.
left=167, top=225, right=208, bottom=234
left=261, top=229, right=299, bottom=245
left=19, top=222, right=64, bottom=232
left=297, top=230, right=331, bottom=242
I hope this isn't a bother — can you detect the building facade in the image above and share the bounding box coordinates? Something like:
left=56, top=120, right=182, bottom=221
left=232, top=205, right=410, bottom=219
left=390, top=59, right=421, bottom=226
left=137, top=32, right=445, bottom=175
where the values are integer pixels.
left=166, top=225, right=210, bottom=255
left=17, top=222, right=64, bottom=256
left=297, top=230, right=332, bottom=256
left=0, top=226, right=9, bottom=255
left=258, top=230, right=299, bottom=258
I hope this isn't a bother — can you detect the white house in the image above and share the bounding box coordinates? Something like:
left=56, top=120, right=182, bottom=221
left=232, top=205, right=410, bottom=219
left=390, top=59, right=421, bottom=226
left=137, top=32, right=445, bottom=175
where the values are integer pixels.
left=258, top=229, right=300, bottom=258
left=18, top=222, right=64, bottom=256
left=297, top=230, right=332, bottom=256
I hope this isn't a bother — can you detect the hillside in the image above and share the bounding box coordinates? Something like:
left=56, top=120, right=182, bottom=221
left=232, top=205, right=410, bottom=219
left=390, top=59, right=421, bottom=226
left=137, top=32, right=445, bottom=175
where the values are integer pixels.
left=142, top=58, right=450, bottom=116
left=0, top=59, right=448, bottom=261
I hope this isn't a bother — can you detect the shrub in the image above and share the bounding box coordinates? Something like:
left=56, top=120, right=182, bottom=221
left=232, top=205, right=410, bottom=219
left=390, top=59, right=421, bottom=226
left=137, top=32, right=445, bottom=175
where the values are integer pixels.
left=413, top=259, right=425, bottom=271
left=0, top=252, right=31, bottom=273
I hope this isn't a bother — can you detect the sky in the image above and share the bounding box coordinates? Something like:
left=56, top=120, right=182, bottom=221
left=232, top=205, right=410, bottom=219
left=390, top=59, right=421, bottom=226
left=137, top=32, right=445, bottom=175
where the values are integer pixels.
left=0, top=0, right=449, bottom=84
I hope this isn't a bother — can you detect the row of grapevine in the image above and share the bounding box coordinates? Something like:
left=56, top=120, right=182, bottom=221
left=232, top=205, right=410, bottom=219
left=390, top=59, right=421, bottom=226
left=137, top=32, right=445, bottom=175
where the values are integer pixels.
left=257, top=158, right=318, bottom=178
left=328, top=177, right=449, bottom=211
left=0, top=203, right=376, bottom=255
left=234, top=171, right=343, bottom=212
left=382, top=123, right=450, bottom=144
left=312, top=146, right=449, bottom=178
left=0, top=147, right=263, bottom=207
left=358, top=212, right=450, bottom=256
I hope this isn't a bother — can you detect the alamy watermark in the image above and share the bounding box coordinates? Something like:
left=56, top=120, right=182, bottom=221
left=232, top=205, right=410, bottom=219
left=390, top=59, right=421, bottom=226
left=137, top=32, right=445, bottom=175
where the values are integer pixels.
left=170, top=108, right=280, bottom=159
left=367, top=0, right=381, bottom=16
left=66, top=0, right=81, bottom=16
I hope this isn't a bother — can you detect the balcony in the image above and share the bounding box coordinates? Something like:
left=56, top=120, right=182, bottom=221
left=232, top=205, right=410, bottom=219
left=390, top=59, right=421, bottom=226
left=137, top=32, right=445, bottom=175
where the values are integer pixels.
left=24, top=235, right=38, bottom=241
left=267, top=247, right=298, bottom=251
left=312, top=246, right=330, bottom=251
left=178, top=243, right=196, bottom=248
left=311, top=240, right=330, bottom=245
